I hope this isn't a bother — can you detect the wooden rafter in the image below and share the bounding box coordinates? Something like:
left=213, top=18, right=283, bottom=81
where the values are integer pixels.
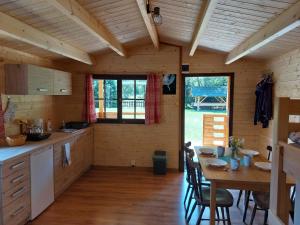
left=136, top=0, right=159, bottom=49
left=189, top=0, right=218, bottom=56
left=48, top=0, right=127, bottom=57
left=0, top=12, right=93, bottom=65
left=0, top=45, right=54, bottom=67
left=226, top=1, right=300, bottom=64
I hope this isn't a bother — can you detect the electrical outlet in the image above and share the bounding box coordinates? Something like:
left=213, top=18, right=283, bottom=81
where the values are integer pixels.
left=130, top=160, right=136, bottom=167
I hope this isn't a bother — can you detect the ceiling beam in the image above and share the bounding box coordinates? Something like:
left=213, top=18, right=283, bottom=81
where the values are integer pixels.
left=0, top=45, right=54, bottom=68
left=226, top=1, right=300, bottom=64
left=48, top=0, right=127, bottom=57
left=0, top=12, right=93, bottom=65
left=189, top=0, right=218, bottom=56
left=136, top=0, right=159, bottom=49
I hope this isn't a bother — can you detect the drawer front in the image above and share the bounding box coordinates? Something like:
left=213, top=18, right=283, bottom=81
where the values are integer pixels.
left=3, top=193, right=30, bottom=225
left=1, top=155, right=29, bottom=178
left=2, top=180, right=30, bottom=207
left=2, top=164, right=30, bottom=192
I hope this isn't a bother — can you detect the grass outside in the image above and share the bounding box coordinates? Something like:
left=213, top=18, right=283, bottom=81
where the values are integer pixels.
left=184, top=109, right=226, bottom=146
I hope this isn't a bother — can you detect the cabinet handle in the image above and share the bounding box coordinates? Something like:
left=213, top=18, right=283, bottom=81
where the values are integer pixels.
left=11, top=206, right=25, bottom=217
left=11, top=187, right=25, bottom=198
left=11, top=174, right=24, bottom=183
left=37, top=88, right=48, bottom=92
left=60, top=89, right=68, bottom=93
left=10, top=161, right=25, bottom=170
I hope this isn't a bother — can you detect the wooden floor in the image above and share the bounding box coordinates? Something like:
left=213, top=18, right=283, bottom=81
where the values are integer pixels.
left=29, top=167, right=268, bottom=225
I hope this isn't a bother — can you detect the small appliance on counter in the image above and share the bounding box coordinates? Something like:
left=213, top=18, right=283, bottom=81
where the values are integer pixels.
left=64, top=121, right=89, bottom=130
left=26, top=132, right=51, bottom=141
left=17, top=118, right=52, bottom=141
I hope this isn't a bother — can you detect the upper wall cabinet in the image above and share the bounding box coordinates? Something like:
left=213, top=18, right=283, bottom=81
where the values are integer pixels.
left=53, top=70, right=72, bottom=95
left=4, top=64, right=72, bottom=96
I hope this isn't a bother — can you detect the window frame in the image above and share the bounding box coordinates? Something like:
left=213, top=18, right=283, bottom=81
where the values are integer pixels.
left=93, top=74, right=147, bottom=124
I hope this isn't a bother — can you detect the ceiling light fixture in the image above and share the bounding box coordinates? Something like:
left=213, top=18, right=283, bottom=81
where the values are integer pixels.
left=146, top=0, right=162, bottom=26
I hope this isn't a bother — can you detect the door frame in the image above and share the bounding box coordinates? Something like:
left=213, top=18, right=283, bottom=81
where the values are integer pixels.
left=179, top=73, right=235, bottom=171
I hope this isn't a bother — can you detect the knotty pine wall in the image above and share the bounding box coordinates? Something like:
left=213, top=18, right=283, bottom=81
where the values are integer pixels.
left=258, top=48, right=300, bottom=157
left=57, top=44, right=265, bottom=169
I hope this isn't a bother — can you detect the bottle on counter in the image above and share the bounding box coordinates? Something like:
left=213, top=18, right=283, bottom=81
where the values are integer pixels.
left=47, top=119, right=52, bottom=133
left=61, top=120, right=66, bottom=129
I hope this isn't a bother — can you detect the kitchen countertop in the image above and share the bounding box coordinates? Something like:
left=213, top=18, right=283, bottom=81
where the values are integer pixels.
left=0, top=128, right=92, bottom=164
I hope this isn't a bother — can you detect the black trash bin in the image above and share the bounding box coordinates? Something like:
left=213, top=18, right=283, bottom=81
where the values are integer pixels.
left=152, top=150, right=167, bottom=175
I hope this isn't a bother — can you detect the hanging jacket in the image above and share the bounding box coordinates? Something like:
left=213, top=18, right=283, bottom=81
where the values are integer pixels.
left=254, top=77, right=273, bottom=128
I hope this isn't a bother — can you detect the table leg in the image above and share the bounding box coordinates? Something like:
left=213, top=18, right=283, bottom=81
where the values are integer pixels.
left=210, top=181, right=216, bottom=225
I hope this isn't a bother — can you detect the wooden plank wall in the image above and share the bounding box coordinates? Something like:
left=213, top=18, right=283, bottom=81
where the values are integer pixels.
left=257, top=48, right=300, bottom=157
left=182, top=48, right=264, bottom=152
left=56, top=44, right=265, bottom=169
left=56, top=44, right=181, bottom=168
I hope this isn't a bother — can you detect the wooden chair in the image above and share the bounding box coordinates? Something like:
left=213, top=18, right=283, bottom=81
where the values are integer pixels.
left=236, top=145, right=273, bottom=222
left=249, top=185, right=295, bottom=225
left=186, top=154, right=233, bottom=225
left=183, top=142, right=193, bottom=213
left=250, top=191, right=270, bottom=225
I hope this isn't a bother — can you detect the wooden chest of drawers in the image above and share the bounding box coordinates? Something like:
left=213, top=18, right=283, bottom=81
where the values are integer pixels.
left=0, top=155, right=30, bottom=225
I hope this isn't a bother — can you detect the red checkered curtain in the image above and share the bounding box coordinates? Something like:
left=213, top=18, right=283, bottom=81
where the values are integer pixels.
left=145, top=73, right=161, bottom=125
left=82, top=74, right=97, bottom=123
left=0, top=95, right=5, bottom=140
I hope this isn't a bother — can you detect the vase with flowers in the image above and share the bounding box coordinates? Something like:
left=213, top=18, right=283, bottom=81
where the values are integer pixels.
left=229, top=136, right=244, bottom=158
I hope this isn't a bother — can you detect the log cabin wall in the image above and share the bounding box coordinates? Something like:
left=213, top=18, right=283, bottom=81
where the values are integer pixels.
left=257, top=48, right=300, bottom=158
left=56, top=44, right=265, bottom=169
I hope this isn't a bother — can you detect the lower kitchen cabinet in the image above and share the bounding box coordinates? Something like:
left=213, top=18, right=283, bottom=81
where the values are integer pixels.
left=0, top=127, right=94, bottom=225
left=53, top=129, right=93, bottom=198
left=0, top=155, right=31, bottom=225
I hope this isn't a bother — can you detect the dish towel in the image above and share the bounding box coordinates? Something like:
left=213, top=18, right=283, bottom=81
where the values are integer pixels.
left=63, top=143, right=71, bottom=167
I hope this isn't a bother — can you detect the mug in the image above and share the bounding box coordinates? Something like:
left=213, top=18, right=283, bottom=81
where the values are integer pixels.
left=217, top=146, right=225, bottom=158
left=230, top=158, right=240, bottom=170
left=243, top=155, right=252, bottom=167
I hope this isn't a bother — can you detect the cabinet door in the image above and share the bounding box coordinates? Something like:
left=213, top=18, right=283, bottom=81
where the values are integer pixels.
left=4, top=64, right=28, bottom=95
left=77, top=130, right=93, bottom=172
left=27, top=65, right=53, bottom=95
left=53, top=70, right=72, bottom=95
left=53, top=137, right=76, bottom=198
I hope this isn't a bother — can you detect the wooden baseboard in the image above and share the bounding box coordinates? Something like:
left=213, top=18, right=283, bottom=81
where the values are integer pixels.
left=91, top=165, right=180, bottom=173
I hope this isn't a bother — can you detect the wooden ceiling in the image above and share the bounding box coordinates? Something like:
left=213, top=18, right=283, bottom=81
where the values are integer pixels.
left=0, top=0, right=299, bottom=64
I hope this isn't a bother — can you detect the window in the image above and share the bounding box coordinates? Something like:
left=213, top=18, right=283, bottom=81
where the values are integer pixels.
left=93, top=75, right=147, bottom=123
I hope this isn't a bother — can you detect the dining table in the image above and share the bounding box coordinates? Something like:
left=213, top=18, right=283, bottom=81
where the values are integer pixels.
left=196, top=148, right=294, bottom=225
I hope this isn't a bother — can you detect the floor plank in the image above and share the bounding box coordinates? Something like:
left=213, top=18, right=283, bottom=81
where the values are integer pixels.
left=29, top=167, right=271, bottom=225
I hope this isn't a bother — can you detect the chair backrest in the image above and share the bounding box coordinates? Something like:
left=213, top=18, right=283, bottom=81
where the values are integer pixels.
left=184, top=147, right=194, bottom=181
left=267, top=145, right=272, bottom=160
left=186, top=153, right=203, bottom=202
left=184, top=142, right=193, bottom=174
left=185, top=141, right=192, bottom=148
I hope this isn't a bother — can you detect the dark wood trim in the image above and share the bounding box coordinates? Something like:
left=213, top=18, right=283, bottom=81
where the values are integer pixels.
left=94, top=74, right=147, bottom=124
left=180, top=73, right=235, bottom=169
left=93, top=74, right=147, bottom=80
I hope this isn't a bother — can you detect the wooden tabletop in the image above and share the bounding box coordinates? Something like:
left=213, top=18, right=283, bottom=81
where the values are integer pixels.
left=197, top=150, right=294, bottom=225
left=198, top=153, right=294, bottom=190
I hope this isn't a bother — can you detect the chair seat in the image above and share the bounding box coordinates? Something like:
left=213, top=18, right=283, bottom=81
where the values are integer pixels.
left=253, top=191, right=270, bottom=210
left=200, top=187, right=234, bottom=207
